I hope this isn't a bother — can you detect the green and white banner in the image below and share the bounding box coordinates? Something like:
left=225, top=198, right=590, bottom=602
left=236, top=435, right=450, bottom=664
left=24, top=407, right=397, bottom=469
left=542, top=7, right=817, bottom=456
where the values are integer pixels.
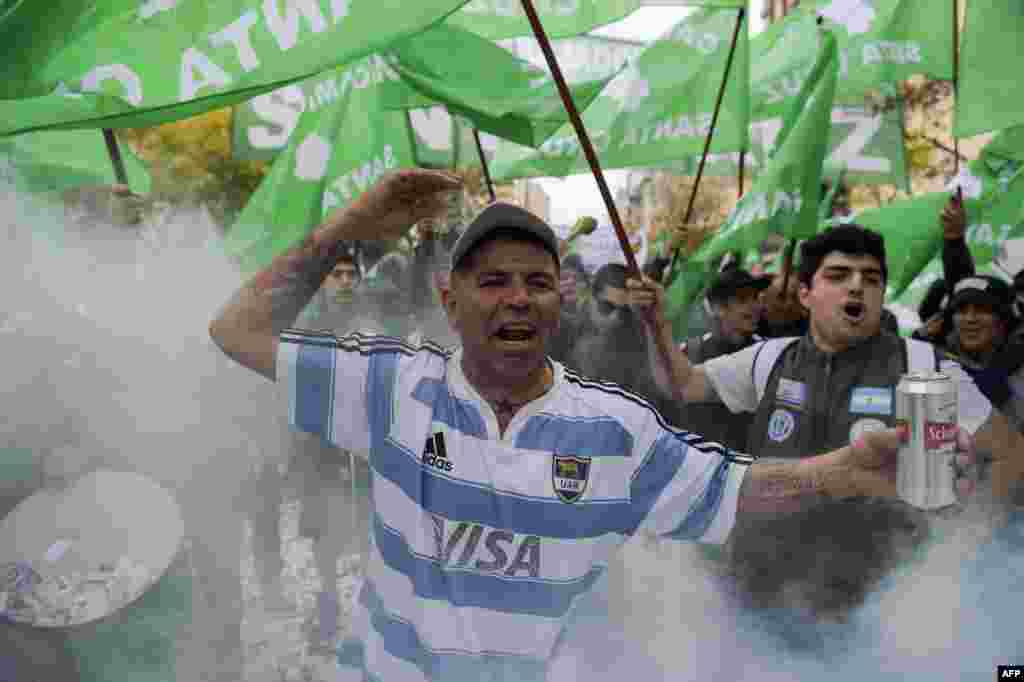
left=490, top=7, right=750, bottom=179
left=224, top=57, right=416, bottom=274
left=663, top=30, right=838, bottom=334
left=231, top=23, right=611, bottom=164
left=505, top=34, right=644, bottom=84
left=690, top=30, right=837, bottom=265
left=754, top=0, right=952, bottom=111
left=666, top=101, right=908, bottom=188
left=0, top=0, right=473, bottom=136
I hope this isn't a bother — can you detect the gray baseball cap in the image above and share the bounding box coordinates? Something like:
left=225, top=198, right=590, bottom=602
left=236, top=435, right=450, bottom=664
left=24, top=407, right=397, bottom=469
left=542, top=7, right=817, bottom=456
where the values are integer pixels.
left=449, top=202, right=560, bottom=272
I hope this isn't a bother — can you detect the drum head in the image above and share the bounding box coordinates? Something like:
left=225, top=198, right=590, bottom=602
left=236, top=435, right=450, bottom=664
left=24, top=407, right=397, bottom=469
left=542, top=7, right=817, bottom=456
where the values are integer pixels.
left=0, top=470, right=184, bottom=628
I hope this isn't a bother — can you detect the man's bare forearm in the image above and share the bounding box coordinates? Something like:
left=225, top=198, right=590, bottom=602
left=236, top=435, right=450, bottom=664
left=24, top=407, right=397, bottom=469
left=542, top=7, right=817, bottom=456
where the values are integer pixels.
left=210, top=215, right=355, bottom=379
left=646, top=321, right=678, bottom=399
left=737, top=450, right=861, bottom=518
left=648, top=320, right=706, bottom=403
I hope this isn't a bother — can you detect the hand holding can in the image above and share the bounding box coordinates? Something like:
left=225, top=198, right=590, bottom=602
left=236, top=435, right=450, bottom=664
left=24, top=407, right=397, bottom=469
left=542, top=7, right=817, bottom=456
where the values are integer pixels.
left=895, top=372, right=978, bottom=509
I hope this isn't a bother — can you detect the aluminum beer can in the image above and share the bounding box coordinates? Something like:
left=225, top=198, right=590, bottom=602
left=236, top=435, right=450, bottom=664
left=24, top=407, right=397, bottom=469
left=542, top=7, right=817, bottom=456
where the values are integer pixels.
left=895, top=372, right=958, bottom=510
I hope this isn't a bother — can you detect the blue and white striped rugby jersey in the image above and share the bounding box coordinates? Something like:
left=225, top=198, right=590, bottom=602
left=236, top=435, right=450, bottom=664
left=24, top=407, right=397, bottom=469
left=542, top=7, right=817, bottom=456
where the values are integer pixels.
left=277, top=329, right=753, bottom=682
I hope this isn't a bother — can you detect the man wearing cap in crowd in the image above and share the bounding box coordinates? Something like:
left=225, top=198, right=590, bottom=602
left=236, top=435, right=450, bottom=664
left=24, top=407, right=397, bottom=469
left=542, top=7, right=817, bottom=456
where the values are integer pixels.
left=675, top=266, right=772, bottom=453
left=209, top=169, right=979, bottom=682
left=944, top=275, right=1024, bottom=436
left=629, top=223, right=1024, bottom=663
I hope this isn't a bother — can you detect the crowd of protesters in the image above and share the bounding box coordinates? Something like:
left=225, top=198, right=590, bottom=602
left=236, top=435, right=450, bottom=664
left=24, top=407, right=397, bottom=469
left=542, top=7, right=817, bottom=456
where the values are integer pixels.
left=4, top=175, right=1024, bottom=681
left=911, top=194, right=1024, bottom=436
left=222, top=176, right=1022, bottom=674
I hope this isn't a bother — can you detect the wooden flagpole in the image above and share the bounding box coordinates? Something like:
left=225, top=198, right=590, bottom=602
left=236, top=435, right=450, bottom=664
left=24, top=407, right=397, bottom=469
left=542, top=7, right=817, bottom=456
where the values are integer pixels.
left=519, top=0, right=640, bottom=275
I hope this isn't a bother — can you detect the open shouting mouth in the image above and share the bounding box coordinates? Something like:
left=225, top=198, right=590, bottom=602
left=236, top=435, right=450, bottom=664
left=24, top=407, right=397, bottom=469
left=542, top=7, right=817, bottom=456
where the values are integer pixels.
left=841, top=301, right=866, bottom=325
left=494, top=323, right=538, bottom=348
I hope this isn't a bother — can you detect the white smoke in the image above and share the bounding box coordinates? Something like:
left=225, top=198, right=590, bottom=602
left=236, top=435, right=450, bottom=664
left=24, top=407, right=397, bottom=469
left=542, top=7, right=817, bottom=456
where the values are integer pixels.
left=5, top=174, right=1023, bottom=681
left=2, top=181, right=289, bottom=679
left=567, top=494, right=1022, bottom=682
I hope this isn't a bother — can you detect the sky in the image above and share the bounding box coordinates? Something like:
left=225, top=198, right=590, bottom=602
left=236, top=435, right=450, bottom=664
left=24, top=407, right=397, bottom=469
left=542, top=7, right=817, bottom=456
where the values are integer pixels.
left=536, top=5, right=766, bottom=226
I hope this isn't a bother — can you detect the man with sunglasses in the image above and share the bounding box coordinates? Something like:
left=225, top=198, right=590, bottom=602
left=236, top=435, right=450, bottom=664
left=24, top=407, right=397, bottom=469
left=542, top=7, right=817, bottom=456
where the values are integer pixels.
left=570, top=263, right=678, bottom=420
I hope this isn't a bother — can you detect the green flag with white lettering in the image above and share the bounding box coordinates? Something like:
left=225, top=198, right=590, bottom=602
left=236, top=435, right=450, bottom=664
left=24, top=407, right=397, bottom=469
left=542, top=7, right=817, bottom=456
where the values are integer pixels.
left=747, top=5, right=922, bottom=187
left=230, top=55, right=408, bottom=162
left=223, top=57, right=416, bottom=274
left=689, top=30, right=837, bottom=270
left=754, top=0, right=952, bottom=109
left=666, top=101, right=908, bottom=189
left=0, top=129, right=151, bottom=196
left=490, top=7, right=750, bottom=180
left=955, top=4, right=1024, bottom=138
left=228, top=24, right=613, bottom=163
left=0, top=0, right=472, bottom=137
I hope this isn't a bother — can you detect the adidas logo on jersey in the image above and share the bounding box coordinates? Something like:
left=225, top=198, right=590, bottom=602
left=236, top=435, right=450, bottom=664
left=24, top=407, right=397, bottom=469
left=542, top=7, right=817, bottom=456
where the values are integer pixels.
left=421, top=432, right=453, bottom=472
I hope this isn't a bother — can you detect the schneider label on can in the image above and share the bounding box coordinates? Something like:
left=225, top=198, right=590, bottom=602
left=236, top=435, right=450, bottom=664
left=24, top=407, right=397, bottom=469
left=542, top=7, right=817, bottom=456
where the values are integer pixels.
left=895, top=372, right=958, bottom=510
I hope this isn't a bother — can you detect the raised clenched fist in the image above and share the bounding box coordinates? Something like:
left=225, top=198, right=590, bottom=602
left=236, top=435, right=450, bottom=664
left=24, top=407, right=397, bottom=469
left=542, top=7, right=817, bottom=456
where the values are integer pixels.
left=341, top=169, right=463, bottom=243
left=941, top=192, right=967, bottom=241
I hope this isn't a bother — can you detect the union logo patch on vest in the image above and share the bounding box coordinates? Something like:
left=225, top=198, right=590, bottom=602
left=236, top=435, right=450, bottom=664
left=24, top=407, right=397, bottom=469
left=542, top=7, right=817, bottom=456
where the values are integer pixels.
left=552, top=455, right=591, bottom=503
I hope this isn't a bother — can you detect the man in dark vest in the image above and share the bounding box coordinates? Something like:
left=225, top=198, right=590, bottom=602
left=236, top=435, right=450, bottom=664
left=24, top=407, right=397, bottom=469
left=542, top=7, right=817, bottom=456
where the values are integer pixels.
left=628, top=224, right=1024, bottom=660
left=677, top=267, right=770, bottom=451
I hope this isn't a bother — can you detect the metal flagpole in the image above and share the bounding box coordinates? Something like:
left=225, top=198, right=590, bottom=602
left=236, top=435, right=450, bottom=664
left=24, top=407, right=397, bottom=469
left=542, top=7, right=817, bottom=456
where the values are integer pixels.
left=664, top=7, right=747, bottom=284
left=519, top=0, right=640, bottom=275
left=102, top=129, right=129, bottom=187
left=472, top=129, right=496, bottom=203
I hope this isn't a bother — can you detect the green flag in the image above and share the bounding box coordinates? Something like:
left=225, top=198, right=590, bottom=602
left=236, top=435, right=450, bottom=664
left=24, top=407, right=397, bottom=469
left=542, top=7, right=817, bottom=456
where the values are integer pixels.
left=445, top=0, right=642, bottom=40
left=832, top=130, right=1024, bottom=301
left=230, top=56, right=402, bottom=162
left=445, top=0, right=749, bottom=41
left=753, top=1, right=952, bottom=110
left=831, top=191, right=948, bottom=298
left=664, top=259, right=713, bottom=340
left=506, top=34, right=644, bottom=84
left=0, top=0, right=472, bottom=137
left=955, top=3, right=1024, bottom=138
left=690, top=30, right=838, bottom=270
left=223, top=57, right=416, bottom=274
left=667, top=101, right=908, bottom=189
left=0, top=129, right=151, bottom=196
left=228, top=58, right=462, bottom=167
left=665, top=30, right=837, bottom=333
left=382, top=24, right=613, bottom=148
left=984, top=126, right=1024, bottom=166
left=490, top=7, right=750, bottom=180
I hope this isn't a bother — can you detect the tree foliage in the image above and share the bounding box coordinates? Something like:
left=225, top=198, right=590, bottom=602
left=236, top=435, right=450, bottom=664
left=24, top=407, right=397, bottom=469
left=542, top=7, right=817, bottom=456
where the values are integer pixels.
left=119, top=107, right=268, bottom=227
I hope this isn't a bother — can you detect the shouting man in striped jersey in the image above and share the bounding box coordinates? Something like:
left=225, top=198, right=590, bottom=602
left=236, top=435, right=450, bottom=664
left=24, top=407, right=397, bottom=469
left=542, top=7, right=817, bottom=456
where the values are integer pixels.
left=209, top=168, right=977, bottom=682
